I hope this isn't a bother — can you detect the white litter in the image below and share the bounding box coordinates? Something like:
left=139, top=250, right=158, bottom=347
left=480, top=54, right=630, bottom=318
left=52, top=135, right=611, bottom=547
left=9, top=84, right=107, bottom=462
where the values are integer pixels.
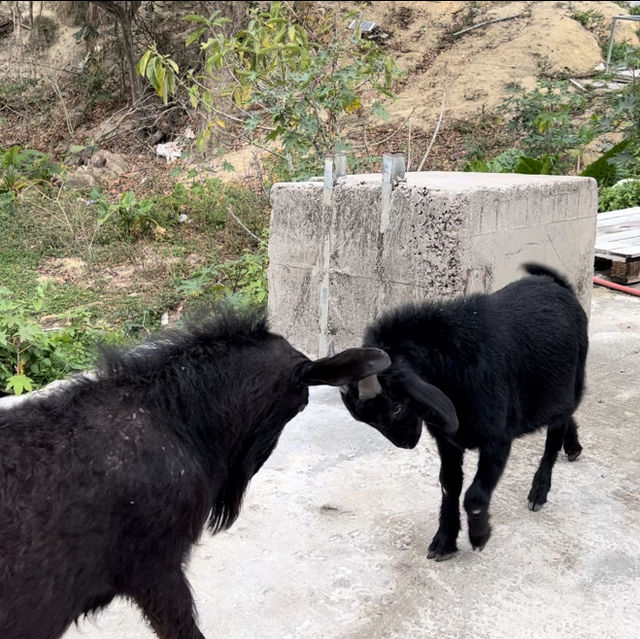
left=156, top=141, right=182, bottom=163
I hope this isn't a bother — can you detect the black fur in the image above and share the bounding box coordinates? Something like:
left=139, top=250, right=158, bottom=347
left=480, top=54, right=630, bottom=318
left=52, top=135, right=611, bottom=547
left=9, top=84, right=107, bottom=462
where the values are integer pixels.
left=341, top=264, right=588, bottom=560
left=0, top=307, right=390, bottom=639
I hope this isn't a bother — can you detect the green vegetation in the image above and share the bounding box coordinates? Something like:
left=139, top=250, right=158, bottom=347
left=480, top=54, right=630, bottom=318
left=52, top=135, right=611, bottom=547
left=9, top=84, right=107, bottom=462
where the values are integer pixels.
left=598, top=179, right=640, bottom=212
left=497, top=80, right=596, bottom=168
left=139, top=2, right=401, bottom=177
left=177, top=242, right=268, bottom=309
left=570, top=10, right=604, bottom=30
left=467, top=71, right=640, bottom=200
left=1, top=145, right=62, bottom=209
left=603, top=41, right=640, bottom=67
left=0, top=144, right=270, bottom=392
left=0, top=283, right=117, bottom=394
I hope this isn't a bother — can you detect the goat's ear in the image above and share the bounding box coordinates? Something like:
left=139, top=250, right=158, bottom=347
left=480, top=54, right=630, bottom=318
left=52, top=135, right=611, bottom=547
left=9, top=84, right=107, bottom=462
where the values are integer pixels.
left=302, top=348, right=391, bottom=386
left=397, top=361, right=458, bottom=435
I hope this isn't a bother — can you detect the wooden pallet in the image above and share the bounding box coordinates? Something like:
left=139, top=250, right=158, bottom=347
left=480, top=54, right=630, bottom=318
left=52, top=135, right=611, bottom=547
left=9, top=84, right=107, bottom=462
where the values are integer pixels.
left=595, top=207, right=640, bottom=284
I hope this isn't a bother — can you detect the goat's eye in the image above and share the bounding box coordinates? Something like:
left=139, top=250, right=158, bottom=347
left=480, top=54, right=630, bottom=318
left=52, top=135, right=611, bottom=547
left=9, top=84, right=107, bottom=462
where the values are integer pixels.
left=393, top=404, right=403, bottom=416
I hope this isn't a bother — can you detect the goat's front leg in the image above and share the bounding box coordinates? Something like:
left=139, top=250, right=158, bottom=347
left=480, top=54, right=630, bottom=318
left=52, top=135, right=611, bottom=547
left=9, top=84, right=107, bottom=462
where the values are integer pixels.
left=464, top=439, right=511, bottom=551
left=428, top=439, right=464, bottom=561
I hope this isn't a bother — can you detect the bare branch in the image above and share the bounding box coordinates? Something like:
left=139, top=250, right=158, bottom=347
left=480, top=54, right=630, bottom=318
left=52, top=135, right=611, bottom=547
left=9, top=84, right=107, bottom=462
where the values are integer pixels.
left=227, top=207, right=267, bottom=246
left=417, top=94, right=445, bottom=172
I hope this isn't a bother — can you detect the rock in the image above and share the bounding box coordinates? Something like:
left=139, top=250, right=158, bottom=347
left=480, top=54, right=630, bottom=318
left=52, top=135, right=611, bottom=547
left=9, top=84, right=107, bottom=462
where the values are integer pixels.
left=88, top=150, right=129, bottom=177
left=66, top=150, right=129, bottom=189
left=582, top=132, right=626, bottom=167
left=66, top=169, right=96, bottom=189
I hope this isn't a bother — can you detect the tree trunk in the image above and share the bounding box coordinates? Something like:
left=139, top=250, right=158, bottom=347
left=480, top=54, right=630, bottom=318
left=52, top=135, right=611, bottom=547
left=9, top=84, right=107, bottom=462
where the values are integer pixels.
left=117, top=7, right=139, bottom=103
left=91, top=1, right=141, bottom=104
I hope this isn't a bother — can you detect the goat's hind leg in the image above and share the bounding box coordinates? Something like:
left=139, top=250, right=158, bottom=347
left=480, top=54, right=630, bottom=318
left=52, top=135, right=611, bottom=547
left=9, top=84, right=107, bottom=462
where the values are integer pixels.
left=132, top=567, right=205, bottom=639
left=528, top=416, right=570, bottom=512
left=563, top=416, right=583, bottom=461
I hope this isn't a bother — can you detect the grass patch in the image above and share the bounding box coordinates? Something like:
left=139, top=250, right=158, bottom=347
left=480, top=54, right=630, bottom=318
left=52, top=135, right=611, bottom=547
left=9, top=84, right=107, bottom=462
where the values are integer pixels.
left=0, top=152, right=271, bottom=388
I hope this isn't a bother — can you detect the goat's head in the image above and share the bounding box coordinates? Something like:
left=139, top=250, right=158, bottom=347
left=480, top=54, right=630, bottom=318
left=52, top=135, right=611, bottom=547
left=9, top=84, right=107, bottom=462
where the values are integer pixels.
left=340, top=354, right=458, bottom=449
left=231, top=335, right=394, bottom=439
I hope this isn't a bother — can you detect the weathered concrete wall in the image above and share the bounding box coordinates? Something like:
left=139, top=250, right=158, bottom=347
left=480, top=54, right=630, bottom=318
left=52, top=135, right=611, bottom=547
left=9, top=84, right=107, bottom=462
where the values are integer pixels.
left=268, top=168, right=598, bottom=359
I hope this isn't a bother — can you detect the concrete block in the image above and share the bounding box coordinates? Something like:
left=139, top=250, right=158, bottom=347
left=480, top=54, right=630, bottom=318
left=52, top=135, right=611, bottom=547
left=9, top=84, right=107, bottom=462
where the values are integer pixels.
left=330, top=183, right=381, bottom=278
left=267, top=264, right=324, bottom=358
left=269, top=182, right=327, bottom=268
left=269, top=169, right=598, bottom=358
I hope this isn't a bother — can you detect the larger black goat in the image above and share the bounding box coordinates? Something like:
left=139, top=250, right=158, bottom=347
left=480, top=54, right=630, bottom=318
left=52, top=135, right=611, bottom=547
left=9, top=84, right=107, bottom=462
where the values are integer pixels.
left=0, top=307, right=390, bottom=639
left=341, top=264, right=588, bottom=560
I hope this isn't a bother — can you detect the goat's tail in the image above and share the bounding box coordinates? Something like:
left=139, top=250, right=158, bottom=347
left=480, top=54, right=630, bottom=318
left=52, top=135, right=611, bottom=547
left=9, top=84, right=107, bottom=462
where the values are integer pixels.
left=522, top=262, right=574, bottom=293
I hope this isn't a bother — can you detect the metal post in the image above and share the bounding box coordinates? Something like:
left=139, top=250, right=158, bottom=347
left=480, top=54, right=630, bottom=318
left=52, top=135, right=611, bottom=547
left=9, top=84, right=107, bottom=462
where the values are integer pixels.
left=381, top=153, right=406, bottom=234
left=319, top=153, right=348, bottom=356
left=606, top=17, right=619, bottom=73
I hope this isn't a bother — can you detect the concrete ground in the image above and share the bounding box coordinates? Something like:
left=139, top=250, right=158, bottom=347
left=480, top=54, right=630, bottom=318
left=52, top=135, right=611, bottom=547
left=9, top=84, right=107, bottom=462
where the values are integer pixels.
left=63, top=286, right=640, bottom=639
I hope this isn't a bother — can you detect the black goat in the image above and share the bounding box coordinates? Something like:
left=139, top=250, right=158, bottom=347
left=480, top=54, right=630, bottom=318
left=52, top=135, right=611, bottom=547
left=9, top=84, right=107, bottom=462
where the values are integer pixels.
left=0, top=307, right=390, bottom=639
left=341, top=264, right=588, bottom=560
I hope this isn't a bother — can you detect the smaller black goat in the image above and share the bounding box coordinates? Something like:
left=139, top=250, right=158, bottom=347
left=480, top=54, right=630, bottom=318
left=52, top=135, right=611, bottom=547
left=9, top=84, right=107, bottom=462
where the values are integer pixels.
left=341, top=264, right=588, bottom=560
left=0, top=307, right=390, bottom=639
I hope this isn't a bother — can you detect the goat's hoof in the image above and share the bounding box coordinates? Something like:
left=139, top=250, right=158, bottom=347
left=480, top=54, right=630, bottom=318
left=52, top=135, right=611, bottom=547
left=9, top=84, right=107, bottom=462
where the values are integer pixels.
left=469, top=532, right=490, bottom=551
left=527, top=499, right=545, bottom=512
left=527, top=482, right=549, bottom=511
left=566, top=446, right=582, bottom=462
left=434, top=550, right=457, bottom=562
left=467, top=511, right=491, bottom=550
left=427, top=534, right=458, bottom=561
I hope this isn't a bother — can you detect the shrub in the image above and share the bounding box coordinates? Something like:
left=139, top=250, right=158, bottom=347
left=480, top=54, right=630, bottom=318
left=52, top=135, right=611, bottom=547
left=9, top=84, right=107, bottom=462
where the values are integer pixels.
left=92, top=189, right=166, bottom=240
left=139, top=2, right=401, bottom=178
left=0, top=283, right=117, bottom=394
left=598, top=179, right=640, bottom=212
left=177, top=241, right=269, bottom=310
left=570, top=10, right=604, bottom=30
left=497, top=80, right=595, bottom=170
left=0, top=145, right=61, bottom=197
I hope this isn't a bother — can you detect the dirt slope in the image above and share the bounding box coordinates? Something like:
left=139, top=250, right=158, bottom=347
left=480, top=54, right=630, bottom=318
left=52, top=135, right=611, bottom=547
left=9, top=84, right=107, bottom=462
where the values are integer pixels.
left=358, top=1, right=640, bottom=123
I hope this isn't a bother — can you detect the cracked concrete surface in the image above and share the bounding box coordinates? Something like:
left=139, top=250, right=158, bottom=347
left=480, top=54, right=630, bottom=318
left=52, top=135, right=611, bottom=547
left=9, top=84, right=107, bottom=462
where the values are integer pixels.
left=61, top=285, right=640, bottom=639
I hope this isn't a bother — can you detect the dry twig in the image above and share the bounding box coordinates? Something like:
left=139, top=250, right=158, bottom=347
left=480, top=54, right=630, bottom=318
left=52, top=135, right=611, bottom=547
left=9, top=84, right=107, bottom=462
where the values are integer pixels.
left=417, top=93, right=446, bottom=172
left=227, top=207, right=267, bottom=246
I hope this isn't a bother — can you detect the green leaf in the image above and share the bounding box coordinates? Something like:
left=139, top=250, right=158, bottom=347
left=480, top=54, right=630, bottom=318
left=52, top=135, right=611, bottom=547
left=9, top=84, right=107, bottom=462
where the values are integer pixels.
left=185, top=14, right=210, bottom=25
left=371, top=101, right=390, bottom=121
left=167, top=69, right=176, bottom=98
left=188, top=85, right=200, bottom=109
left=186, top=27, right=207, bottom=48
left=121, top=191, right=136, bottom=209
left=514, top=156, right=548, bottom=175
left=463, top=160, right=490, bottom=172
left=201, top=90, right=213, bottom=112
left=155, top=64, right=166, bottom=101
left=581, top=138, right=633, bottom=187
left=6, top=374, right=34, bottom=395
left=146, top=56, right=158, bottom=90
left=136, top=49, right=152, bottom=77
left=17, top=322, right=41, bottom=342
left=222, top=161, right=236, bottom=172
